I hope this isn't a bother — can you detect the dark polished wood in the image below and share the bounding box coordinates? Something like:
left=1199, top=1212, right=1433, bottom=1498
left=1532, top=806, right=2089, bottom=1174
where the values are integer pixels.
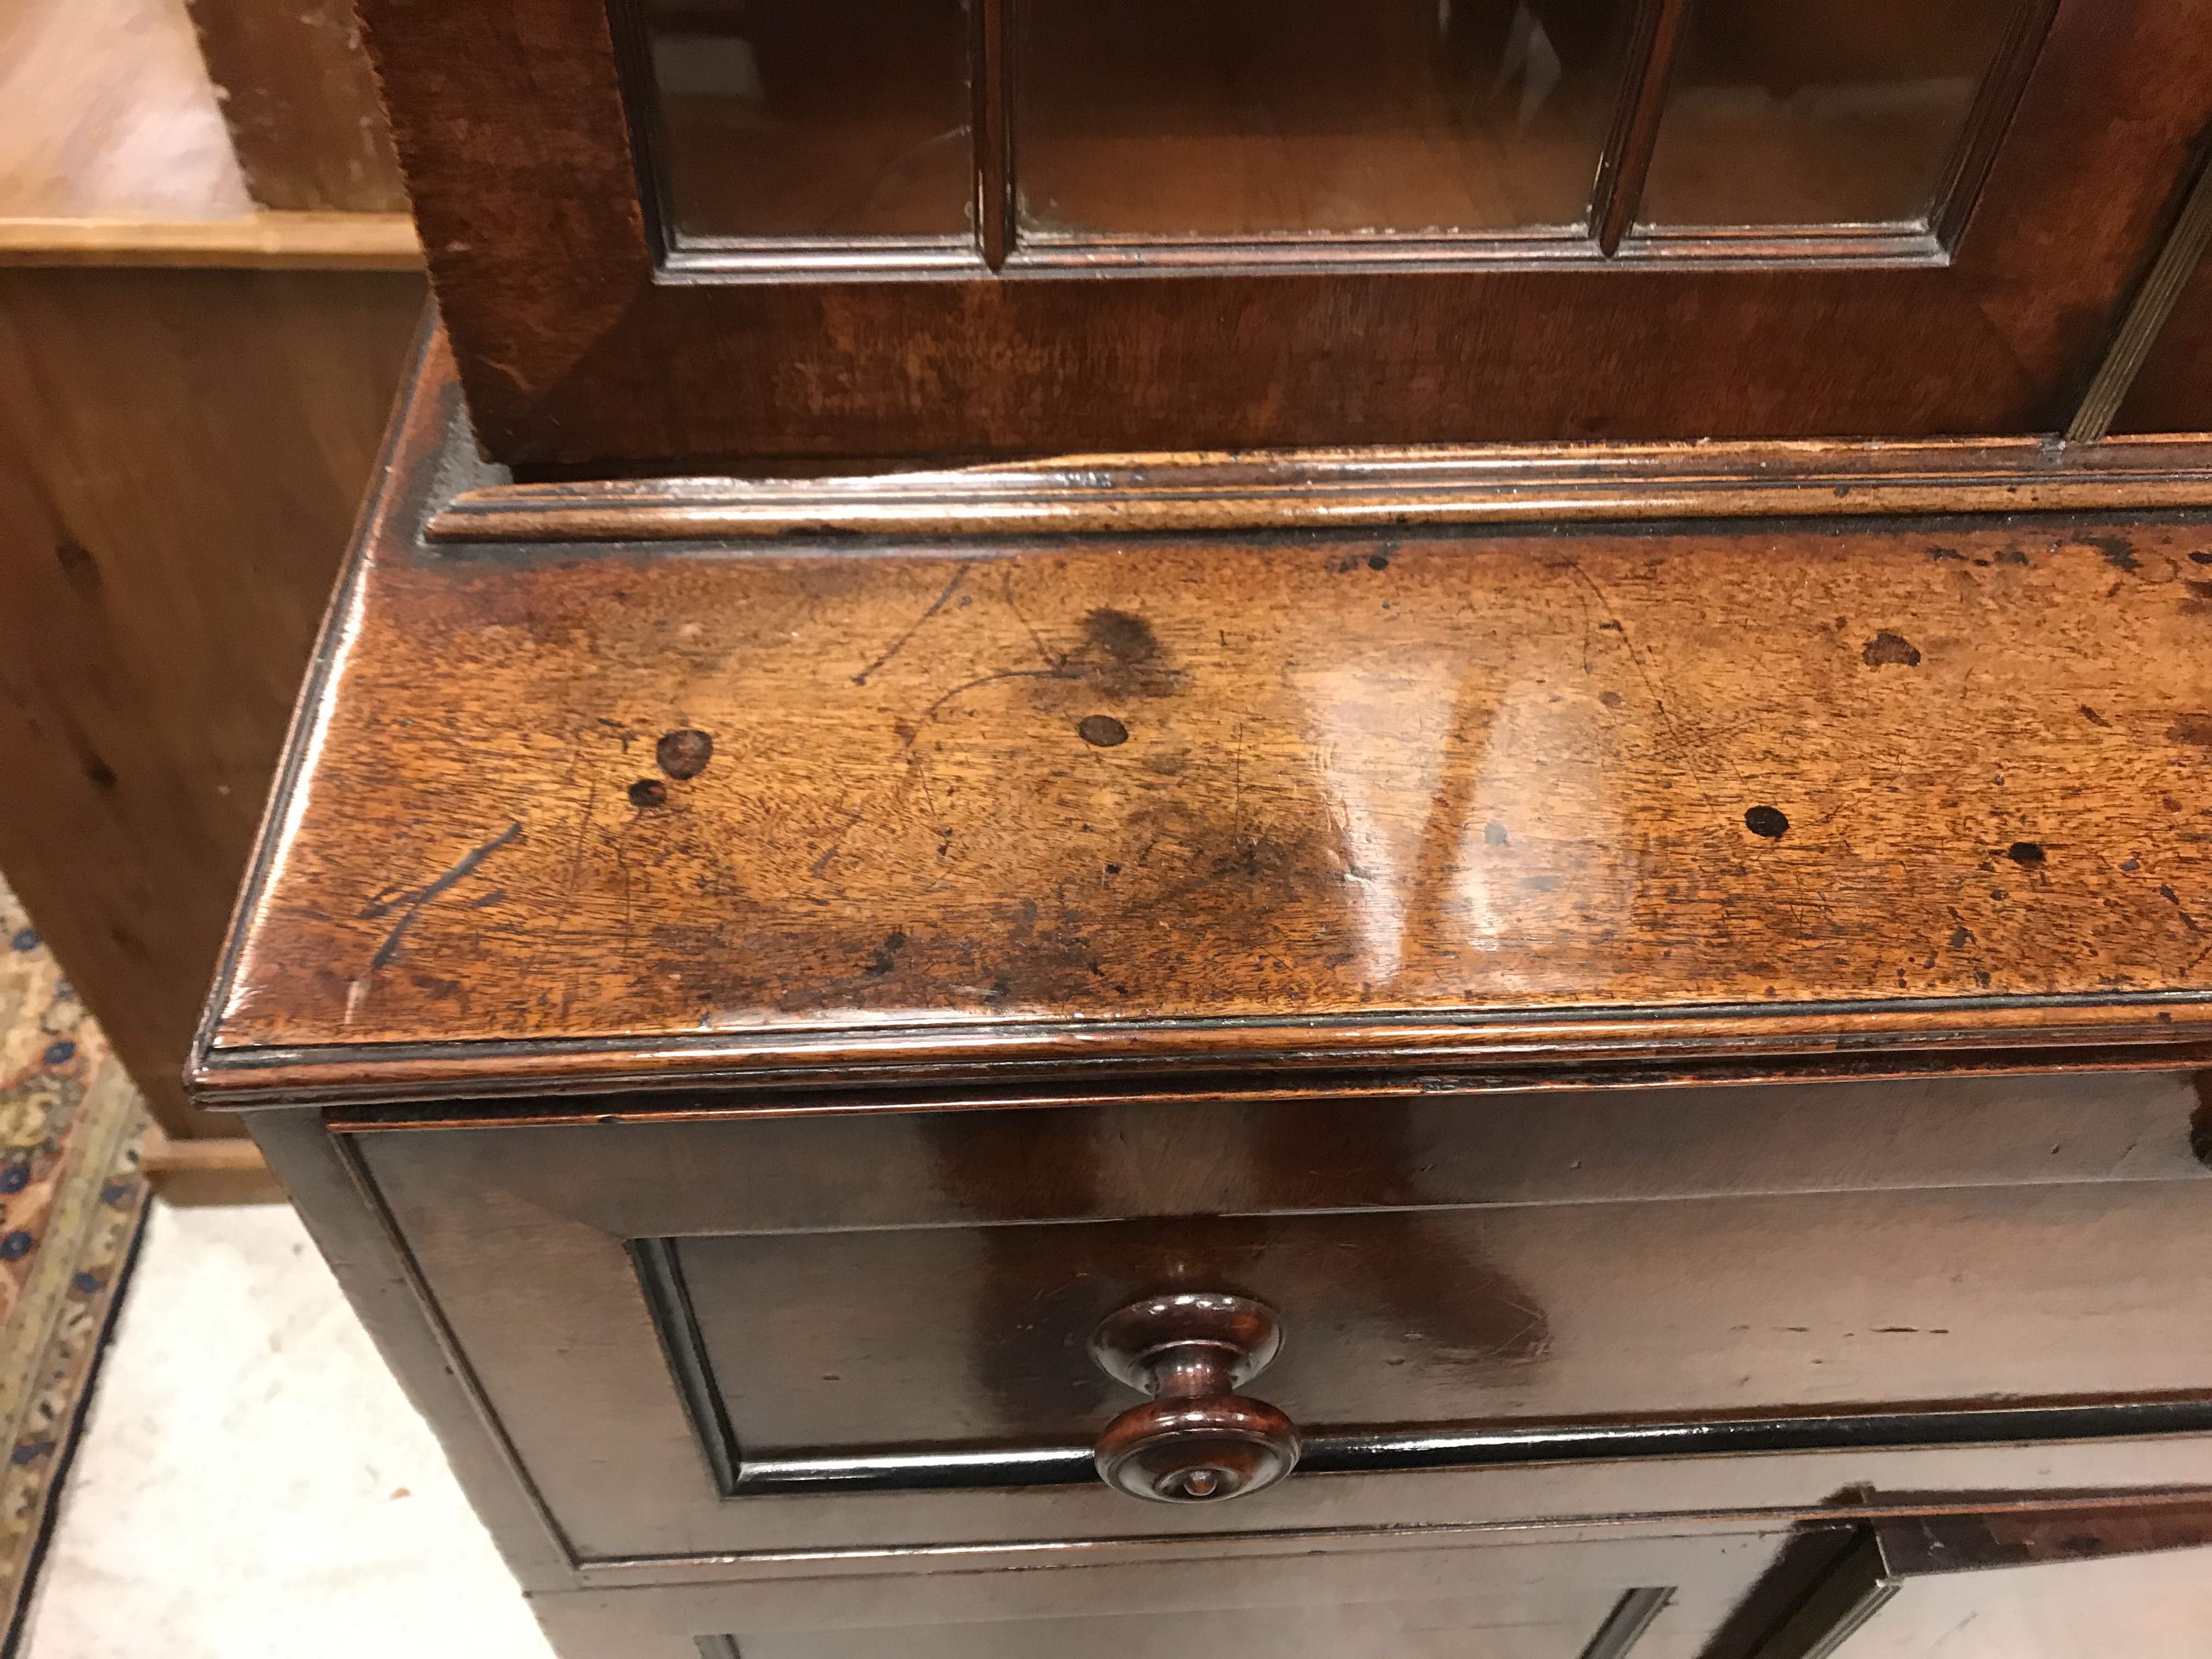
left=427, top=433, right=2212, bottom=545
left=331, top=1066, right=2212, bottom=1560
left=1731, top=1503, right=2212, bottom=1657
left=2116, top=241, right=2212, bottom=437
left=194, top=337, right=2212, bottom=1107
left=2068, top=151, right=2212, bottom=442
left=1090, top=1293, right=1299, bottom=1505
left=1594, top=0, right=1695, bottom=256
left=185, top=0, right=408, bottom=213
left=359, top=0, right=2212, bottom=467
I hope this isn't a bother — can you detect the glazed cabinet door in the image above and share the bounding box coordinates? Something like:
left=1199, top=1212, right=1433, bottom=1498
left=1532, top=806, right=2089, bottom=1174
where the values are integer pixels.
left=360, top=0, right=2212, bottom=465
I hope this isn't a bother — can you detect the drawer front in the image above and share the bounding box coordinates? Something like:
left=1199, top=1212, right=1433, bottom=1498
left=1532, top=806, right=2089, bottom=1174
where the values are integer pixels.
left=351, top=1070, right=2212, bottom=1559
left=669, top=1187, right=2207, bottom=1457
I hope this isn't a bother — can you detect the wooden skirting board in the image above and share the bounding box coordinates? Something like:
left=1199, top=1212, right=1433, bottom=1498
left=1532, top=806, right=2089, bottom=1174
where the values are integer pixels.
left=141, top=1122, right=284, bottom=1205
left=0, top=211, right=421, bottom=269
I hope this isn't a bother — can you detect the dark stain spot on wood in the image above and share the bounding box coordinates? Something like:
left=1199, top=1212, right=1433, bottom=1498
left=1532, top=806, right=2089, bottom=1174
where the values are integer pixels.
left=1744, top=805, right=1789, bottom=839
left=1948, top=926, right=1973, bottom=949
left=2006, top=842, right=2046, bottom=867
left=1928, top=545, right=1966, bottom=562
left=53, top=539, right=101, bottom=595
left=1861, top=630, right=1922, bottom=668
left=656, top=728, right=714, bottom=778
left=1367, top=551, right=1392, bottom=571
left=81, top=754, right=117, bottom=789
left=1084, top=608, right=1158, bottom=664
left=2184, top=580, right=2212, bottom=607
left=1070, top=608, right=1186, bottom=699
left=2168, top=713, right=2212, bottom=747
left=1077, top=714, right=1128, bottom=748
left=862, top=931, right=908, bottom=975
left=2087, top=535, right=2139, bottom=573
left=1104, top=862, right=1121, bottom=875
left=2121, top=857, right=2141, bottom=871
left=1996, top=549, right=2030, bottom=566
left=1485, top=822, right=1509, bottom=846
left=628, top=778, right=668, bottom=809
left=2079, top=704, right=2109, bottom=727
left=1599, top=691, right=1623, bottom=707
left=2157, top=884, right=2203, bottom=932
left=2192, top=551, right=2212, bottom=566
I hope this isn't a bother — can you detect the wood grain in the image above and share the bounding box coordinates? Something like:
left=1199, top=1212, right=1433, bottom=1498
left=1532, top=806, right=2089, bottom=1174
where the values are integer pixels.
left=0, top=211, right=420, bottom=268
left=184, top=0, right=408, bottom=213
left=0, top=269, right=424, bottom=1135
left=195, top=338, right=2212, bottom=1104
left=140, top=1121, right=283, bottom=1203
left=359, top=0, right=2212, bottom=467
left=1593, top=0, right=1691, bottom=256
left=2115, top=242, right=2212, bottom=435
left=428, top=435, right=2212, bottom=544
left=2068, top=151, right=2212, bottom=442
left=340, top=1069, right=2212, bottom=1568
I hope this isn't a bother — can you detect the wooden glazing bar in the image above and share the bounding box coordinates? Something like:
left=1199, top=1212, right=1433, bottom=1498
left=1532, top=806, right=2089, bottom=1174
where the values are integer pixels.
left=1592, top=0, right=1692, bottom=256
left=971, top=0, right=1013, bottom=270
left=2069, top=149, right=2212, bottom=442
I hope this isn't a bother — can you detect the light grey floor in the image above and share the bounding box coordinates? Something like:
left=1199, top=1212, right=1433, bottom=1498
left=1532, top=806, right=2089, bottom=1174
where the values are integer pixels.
left=22, top=1199, right=553, bottom=1659
left=20, top=1200, right=2212, bottom=1658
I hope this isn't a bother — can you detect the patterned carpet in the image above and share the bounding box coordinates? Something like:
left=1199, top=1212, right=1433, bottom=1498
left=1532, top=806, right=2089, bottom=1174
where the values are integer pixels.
left=0, top=881, right=149, bottom=1652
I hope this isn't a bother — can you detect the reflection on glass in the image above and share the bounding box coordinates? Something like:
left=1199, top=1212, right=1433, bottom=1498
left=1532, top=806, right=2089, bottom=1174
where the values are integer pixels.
left=1637, top=0, right=2022, bottom=229
left=1017, top=0, right=1634, bottom=239
left=642, top=0, right=972, bottom=242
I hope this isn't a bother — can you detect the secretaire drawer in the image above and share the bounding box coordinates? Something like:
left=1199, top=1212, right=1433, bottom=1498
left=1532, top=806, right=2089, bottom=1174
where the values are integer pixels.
left=343, top=1069, right=2212, bottom=1562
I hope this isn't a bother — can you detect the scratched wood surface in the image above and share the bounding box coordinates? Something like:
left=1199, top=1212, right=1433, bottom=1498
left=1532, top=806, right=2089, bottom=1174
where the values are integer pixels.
left=196, top=354, right=2212, bottom=1097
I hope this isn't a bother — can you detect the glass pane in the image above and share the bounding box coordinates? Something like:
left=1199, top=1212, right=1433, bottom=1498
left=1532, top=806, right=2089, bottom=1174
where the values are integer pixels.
left=642, top=0, right=972, bottom=242
left=1637, top=0, right=2023, bottom=230
left=1016, top=0, right=1635, bottom=239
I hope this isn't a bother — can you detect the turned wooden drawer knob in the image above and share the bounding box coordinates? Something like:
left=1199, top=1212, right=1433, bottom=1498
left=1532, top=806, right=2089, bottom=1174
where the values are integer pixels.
left=1091, top=1293, right=1300, bottom=1503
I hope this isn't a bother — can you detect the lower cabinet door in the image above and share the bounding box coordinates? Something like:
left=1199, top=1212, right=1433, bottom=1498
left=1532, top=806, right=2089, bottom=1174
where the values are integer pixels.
left=532, top=1503, right=2212, bottom=1659
left=534, top=1524, right=1795, bottom=1659
left=715, top=1588, right=1667, bottom=1659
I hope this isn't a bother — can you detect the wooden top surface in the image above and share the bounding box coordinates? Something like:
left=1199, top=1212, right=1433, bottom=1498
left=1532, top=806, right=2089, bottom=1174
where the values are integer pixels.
left=196, top=346, right=2212, bottom=1103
